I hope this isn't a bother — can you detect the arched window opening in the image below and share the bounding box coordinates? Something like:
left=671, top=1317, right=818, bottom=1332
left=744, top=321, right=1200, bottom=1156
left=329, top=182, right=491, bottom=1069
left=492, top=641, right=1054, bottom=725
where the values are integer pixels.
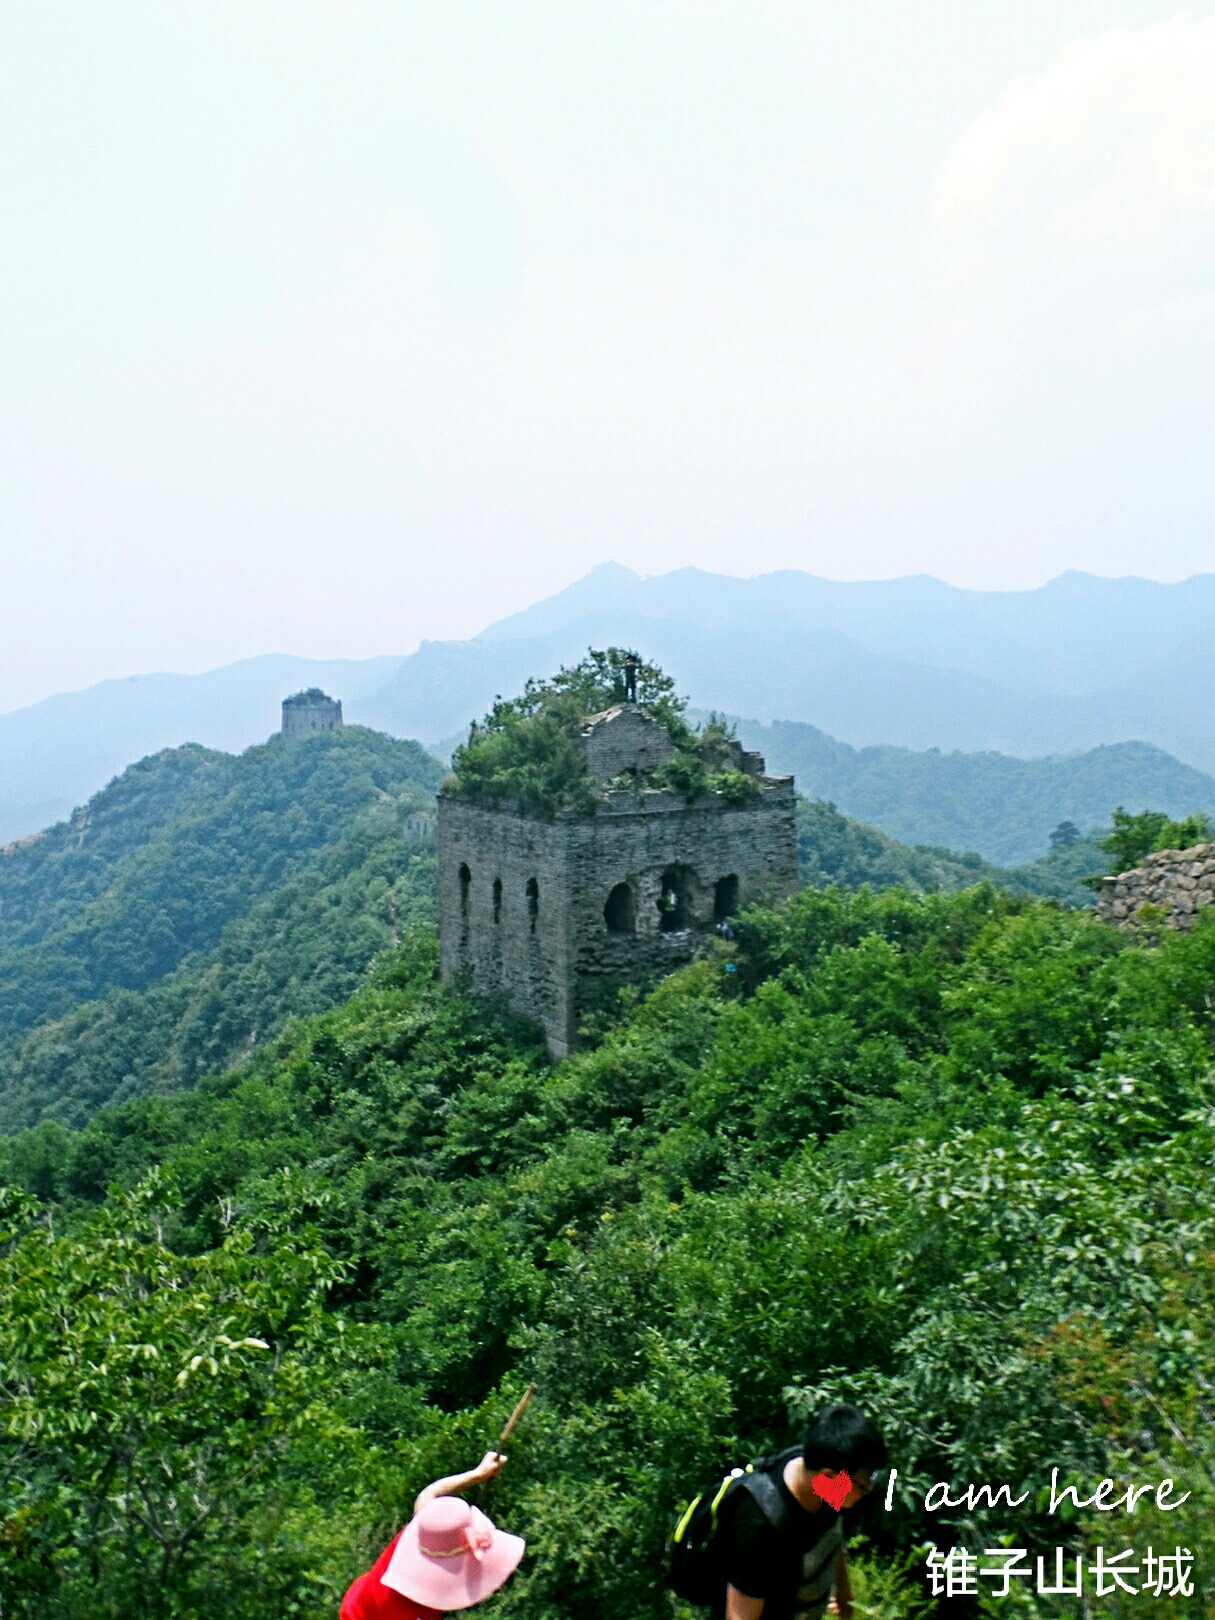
left=458, top=863, right=472, bottom=953
left=658, top=865, right=696, bottom=932
left=526, top=877, right=539, bottom=933
left=493, top=877, right=502, bottom=923
left=604, top=881, right=635, bottom=934
left=714, top=874, right=739, bottom=923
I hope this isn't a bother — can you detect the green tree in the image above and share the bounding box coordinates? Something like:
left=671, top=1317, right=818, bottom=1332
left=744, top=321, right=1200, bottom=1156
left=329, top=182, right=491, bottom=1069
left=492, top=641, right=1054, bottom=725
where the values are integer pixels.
left=1049, top=820, right=1081, bottom=850
left=1098, top=807, right=1212, bottom=875
left=0, top=1174, right=360, bottom=1618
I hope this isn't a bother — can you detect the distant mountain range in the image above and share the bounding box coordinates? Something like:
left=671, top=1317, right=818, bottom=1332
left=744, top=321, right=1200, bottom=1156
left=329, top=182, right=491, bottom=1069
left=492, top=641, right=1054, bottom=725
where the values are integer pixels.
left=7, top=563, right=1215, bottom=854
left=359, top=564, right=1215, bottom=770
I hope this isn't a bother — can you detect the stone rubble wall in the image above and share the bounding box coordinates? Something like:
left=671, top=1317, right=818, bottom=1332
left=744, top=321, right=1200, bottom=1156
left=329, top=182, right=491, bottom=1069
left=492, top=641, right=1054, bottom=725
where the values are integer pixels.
left=1095, top=842, right=1215, bottom=931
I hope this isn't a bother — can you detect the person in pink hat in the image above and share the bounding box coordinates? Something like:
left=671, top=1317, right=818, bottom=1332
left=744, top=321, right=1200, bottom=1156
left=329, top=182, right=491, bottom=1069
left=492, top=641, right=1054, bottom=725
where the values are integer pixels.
left=341, top=1451, right=525, bottom=1620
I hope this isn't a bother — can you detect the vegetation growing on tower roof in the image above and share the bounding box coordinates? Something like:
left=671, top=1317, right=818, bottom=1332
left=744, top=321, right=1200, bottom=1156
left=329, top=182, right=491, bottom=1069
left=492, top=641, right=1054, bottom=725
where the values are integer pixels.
left=445, top=649, right=762, bottom=818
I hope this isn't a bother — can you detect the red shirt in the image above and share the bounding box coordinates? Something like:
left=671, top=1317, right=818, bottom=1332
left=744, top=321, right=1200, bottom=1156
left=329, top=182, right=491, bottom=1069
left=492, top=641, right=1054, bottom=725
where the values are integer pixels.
left=340, top=1532, right=441, bottom=1620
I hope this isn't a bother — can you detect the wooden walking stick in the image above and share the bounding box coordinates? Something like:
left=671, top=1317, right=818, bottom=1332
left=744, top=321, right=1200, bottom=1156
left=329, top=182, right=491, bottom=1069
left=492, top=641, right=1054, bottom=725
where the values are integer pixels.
left=498, top=1383, right=537, bottom=1447
left=478, top=1383, right=536, bottom=1504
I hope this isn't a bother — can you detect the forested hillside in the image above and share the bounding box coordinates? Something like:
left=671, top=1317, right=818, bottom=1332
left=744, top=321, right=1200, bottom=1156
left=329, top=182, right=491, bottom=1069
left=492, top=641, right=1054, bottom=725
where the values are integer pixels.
left=0, top=811, right=436, bottom=1131
left=0, top=767, right=1102, bottom=1134
left=2, top=691, right=1210, bottom=1618
left=0, top=730, right=440, bottom=1127
left=1, top=891, right=1212, bottom=1617
left=794, top=798, right=1105, bottom=905
left=740, top=721, right=1215, bottom=866
left=0, top=744, right=230, bottom=946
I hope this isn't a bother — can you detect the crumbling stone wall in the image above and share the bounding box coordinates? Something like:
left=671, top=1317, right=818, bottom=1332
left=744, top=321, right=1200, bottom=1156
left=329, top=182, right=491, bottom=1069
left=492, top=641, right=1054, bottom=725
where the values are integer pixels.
left=1095, top=842, right=1215, bottom=932
left=580, top=706, right=673, bottom=782
left=439, top=775, right=797, bottom=1059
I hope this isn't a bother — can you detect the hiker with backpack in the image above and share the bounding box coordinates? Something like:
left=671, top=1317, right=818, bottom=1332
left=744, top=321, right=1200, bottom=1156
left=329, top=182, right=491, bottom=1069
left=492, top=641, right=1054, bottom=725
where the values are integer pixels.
left=670, top=1404, right=888, bottom=1620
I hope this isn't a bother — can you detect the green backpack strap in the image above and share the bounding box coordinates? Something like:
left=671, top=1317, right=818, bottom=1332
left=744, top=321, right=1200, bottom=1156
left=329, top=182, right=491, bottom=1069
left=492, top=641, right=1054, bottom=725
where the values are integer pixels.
left=673, top=1467, right=744, bottom=1546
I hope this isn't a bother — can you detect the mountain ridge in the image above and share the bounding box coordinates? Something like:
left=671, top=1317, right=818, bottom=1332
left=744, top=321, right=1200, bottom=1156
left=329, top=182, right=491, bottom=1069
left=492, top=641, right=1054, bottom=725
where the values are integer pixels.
left=9, top=565, right=1215, bottom=844
left=739, top=723, right=1215, bottom=866
left=474, top=564, right=1215, bottom=697
left=0, top=654, right=405, bottom=843
left=0, top=727, right=440, bottom=1044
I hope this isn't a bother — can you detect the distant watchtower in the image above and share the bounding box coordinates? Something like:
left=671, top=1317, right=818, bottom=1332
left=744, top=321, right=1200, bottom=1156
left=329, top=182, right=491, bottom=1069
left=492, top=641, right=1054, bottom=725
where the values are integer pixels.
left=439, top=703, right=797, bottom=1059
left=282, top=689, right=344, bottom=738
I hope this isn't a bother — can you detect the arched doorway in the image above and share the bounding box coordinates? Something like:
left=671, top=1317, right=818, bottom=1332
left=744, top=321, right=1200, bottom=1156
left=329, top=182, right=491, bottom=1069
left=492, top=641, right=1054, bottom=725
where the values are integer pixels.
left=714, top=874, right=739, bottom=923
left=604, top=881, right=635, bottom=934
left=658, top=866, right=696, bottom=932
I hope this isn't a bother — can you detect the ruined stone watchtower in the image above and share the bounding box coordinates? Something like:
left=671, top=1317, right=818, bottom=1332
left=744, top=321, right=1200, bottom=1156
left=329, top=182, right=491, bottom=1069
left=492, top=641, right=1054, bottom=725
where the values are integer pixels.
left=282, top=689, right=344, bottom=738
left=438, top=701, right=797, bottom=1058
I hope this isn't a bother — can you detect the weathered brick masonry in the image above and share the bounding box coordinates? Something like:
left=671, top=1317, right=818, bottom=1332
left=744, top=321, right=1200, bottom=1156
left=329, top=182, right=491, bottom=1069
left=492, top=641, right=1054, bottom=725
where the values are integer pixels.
left=282, top=689, right=343, bottom=737
left=438, top=709, right=797, bottom=1057
left=1095, top=841, right=1215, bottom=932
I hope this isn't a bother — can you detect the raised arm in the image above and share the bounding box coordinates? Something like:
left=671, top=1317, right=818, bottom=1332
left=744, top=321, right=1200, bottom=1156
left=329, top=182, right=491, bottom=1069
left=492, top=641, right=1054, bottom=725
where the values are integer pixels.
left=413, top=1451, right=506, bottom=1516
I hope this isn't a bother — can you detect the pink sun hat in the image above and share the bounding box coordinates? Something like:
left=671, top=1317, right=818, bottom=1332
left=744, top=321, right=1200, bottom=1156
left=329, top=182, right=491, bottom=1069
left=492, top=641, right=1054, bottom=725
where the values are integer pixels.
left=381, top=1498, right=525, bottom=1613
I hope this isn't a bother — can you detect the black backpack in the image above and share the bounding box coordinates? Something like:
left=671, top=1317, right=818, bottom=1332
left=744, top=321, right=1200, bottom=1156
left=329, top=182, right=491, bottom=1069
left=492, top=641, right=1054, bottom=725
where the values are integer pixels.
left=668, top=1449, right=794, bottom=1606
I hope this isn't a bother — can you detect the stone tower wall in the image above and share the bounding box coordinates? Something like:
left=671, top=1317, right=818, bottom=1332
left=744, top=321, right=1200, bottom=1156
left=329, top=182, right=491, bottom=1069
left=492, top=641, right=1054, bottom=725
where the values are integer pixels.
left=1095, top=842, right=1215, bottom=932
left=581, top=707, right=674, bottom=782
left=282, top=693, right=344, bottom=738
left=438, top=802, right=575, bottom=1051
left=439, top=778, right=797, bottom=1058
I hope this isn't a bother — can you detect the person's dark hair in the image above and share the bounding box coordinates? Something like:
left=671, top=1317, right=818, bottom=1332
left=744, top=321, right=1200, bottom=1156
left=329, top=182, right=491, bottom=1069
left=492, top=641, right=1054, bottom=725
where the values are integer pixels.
left=802, top=1404, right=888, bottom=1474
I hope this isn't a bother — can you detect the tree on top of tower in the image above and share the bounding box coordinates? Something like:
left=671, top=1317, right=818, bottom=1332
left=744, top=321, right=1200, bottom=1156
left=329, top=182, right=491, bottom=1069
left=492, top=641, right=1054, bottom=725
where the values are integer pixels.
left=497, top=648, right=684, bottom=728
left=444, top=650, right=757, bottom=819
left=446, top=649, right=682, bottom=819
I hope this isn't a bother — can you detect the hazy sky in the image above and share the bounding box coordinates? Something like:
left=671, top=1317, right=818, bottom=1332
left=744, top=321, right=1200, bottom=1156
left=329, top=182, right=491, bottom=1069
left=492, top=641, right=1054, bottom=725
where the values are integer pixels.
left=4, top=2, right=1215, bottom=711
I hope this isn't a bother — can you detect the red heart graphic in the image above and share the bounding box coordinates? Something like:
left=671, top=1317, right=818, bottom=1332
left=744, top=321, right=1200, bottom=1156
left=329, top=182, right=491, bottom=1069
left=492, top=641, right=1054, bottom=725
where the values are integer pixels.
left=811, top=1470, right=852, bottom=1511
